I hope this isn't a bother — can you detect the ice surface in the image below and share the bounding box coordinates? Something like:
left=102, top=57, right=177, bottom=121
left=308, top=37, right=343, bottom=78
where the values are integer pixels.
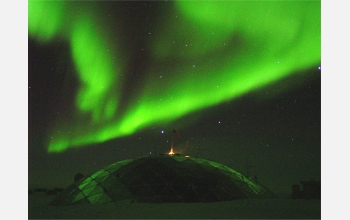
left=28, top=194, right=320, bottom=219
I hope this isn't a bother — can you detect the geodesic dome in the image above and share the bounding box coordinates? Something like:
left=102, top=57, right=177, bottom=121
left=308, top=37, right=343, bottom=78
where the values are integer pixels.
left=50, top=155, right=275, bottom=205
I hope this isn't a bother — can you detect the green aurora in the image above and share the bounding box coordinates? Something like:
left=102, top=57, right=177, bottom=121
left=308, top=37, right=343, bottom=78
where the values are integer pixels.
left=28, top=1, right=321, bottom=153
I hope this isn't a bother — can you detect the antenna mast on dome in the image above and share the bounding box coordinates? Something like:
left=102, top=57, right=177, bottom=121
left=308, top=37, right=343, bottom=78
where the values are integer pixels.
left=169, top=144, right=174, bottom=156
left=169, top=129, right=179, bottom=156
left=245, top=155, right=255, bottom=178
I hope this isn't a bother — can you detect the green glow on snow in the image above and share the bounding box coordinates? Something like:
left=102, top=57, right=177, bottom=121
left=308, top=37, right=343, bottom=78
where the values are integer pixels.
left=28, top=1, right=320, bottom=153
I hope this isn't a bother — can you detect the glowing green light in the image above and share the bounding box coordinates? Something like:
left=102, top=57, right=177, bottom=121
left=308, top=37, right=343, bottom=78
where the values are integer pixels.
left=28, top=1, right=320, bottom=153
left=28, top=1, right=66, bottom=43
left=71, top=16, right=121, bottom=122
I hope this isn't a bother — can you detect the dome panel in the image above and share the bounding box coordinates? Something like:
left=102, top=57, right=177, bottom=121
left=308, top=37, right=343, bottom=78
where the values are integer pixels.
left=96, top=192, right=113, bottom=204
left=87, top=193, right=103, bottom=204
left=136, top=185, right=154, bottom=198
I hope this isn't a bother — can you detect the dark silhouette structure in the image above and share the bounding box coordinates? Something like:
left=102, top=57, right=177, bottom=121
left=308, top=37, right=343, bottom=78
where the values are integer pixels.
left=74, top=173, right=85, bottom=183
left=292, top=180, right=321, bottom=200
left=51, top=155, right=276, bottom=205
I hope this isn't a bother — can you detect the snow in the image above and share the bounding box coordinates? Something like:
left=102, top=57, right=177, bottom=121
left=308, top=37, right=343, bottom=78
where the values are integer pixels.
left=28, top=193, right=320, bottom=219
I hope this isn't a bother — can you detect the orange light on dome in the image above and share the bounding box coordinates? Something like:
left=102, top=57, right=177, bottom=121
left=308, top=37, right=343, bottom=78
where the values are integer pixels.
left=168, top=148, right=175, bottom=156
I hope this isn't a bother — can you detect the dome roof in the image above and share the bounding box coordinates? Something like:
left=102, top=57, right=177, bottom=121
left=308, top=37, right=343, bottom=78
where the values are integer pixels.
left=50, top=155, right=275, bottom=205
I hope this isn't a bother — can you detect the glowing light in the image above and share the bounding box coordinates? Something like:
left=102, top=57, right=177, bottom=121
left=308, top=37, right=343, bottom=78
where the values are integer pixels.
left=28, top=1, right=66, bottom=43
left=168, top=148, right=175, bottom=156
left=28, top=1, right=320, bottom=152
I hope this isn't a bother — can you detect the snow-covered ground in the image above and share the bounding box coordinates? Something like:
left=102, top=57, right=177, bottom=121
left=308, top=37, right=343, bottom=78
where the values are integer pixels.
left=28, top=193, right=320, bottom=219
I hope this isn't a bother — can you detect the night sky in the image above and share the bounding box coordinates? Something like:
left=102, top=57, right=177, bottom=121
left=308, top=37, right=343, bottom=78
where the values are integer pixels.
left=28, top=1, right=321, bottom=196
